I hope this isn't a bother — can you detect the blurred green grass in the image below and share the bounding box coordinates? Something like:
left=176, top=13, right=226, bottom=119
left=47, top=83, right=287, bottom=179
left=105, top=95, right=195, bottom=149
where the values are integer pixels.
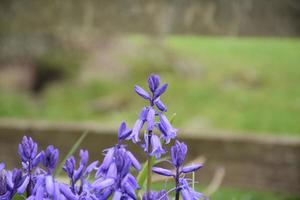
left=0, top=36, right=299, bottom=135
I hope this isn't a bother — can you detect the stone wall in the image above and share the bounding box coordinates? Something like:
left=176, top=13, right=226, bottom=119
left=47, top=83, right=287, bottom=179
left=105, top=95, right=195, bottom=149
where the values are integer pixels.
left=0, top=119, right=299, bottom=195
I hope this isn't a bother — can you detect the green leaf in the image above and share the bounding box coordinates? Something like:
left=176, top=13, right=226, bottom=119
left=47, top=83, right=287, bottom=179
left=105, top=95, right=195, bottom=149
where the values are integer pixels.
left=12, top=194, right=26, bottom=200
left=169, top=113, right=177, bottom=125
left=55, top=131, right=89, bottom=177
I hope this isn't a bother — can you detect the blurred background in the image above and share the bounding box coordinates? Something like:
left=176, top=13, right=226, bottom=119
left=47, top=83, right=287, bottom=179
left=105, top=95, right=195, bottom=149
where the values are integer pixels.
left=0, top=1, right=300, bottom=199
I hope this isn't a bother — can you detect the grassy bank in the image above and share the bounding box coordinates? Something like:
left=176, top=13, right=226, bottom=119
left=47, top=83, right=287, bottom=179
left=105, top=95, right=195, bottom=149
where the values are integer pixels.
left=0, top=36, right=299, bottom=135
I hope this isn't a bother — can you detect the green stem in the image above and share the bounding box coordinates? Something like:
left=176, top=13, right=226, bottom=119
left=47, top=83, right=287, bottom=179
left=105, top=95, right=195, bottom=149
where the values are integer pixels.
left=146, top=132, right=152, bottom=194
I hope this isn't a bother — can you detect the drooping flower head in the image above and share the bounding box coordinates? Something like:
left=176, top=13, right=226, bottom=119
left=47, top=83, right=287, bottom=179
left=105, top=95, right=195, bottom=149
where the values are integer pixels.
left=94, top=148, right=140, bottom=200
left=18, top=136, right=43, bottom=172
left=27, top=174, right=62, bottom=200
left=62, top=149, right=98, bottom=196
left=0, top=168, right=29, bottom=199
left=118, top=121, right=132, bottom=143
left=43, top=145, right=59, bottom=174
left=130, top=74, right=177, bottom=158
left=152, top=140, right=204, bottom=200
left=94, top=123, right=141, bottom=200
left=18, top=136, right=44, bottom=196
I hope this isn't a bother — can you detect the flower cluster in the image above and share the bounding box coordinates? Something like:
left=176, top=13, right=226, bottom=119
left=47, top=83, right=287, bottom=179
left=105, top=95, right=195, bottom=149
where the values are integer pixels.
left=0, top=74, right=206, bottom=200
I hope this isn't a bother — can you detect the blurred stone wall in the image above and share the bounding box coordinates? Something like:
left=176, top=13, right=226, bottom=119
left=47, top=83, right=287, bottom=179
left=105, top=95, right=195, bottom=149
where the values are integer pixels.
left=0, top=0, right=299, bottom=37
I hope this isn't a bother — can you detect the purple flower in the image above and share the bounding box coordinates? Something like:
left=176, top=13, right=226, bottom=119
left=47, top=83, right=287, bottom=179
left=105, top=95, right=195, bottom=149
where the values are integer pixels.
left=179, top=178, right=207, bottom=200
left=118, top=122, right=132, bottom=142
left=152, top=141, right=203, bottom=200
left=94, top=146, right=140, bottom=199
left=171, top=141, right=188, bottom=168
left=158, top=114, right=177, bottom=144
left=27, top=174, right=62, bottom=200
left=0, top=168, right=29, bottom=199
left=134, top=74, right=168, bottom=107
left=43, top=145, right=59, bottom=174
left=131, top=107, right=148, bottom=143
left=143, top=190, right=169, bottom=200
left=63, top=150, right=98, bottom=196
left=18, top=136, right=43, bottom=171
left=18, top=136, right=44, bottom=196
left=144, top=134, right=166, bottom=159
left=131, top=75, right=175, bottom=159
left=148, top=74, right=160, bottom=93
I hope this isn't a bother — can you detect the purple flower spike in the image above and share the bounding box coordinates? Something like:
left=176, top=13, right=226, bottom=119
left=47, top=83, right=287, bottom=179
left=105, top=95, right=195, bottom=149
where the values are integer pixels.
left=95, top=146, right=140, bottom=200
left=171, top=140, right=187, bottom=168
left=18, top=136, right=38, bottom=165
left=43, top=145, right=59, bottom=174
left=63, top=149, right=98, bottom=196
left=152, top=140, right=204, bottom=200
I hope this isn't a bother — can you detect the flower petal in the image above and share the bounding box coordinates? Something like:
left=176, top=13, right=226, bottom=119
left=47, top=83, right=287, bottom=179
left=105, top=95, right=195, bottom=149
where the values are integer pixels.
left=154, top=83, right=168, bottom=98
left=135, top=85, right=151, bottom=100
left=181, top=164, right=203, bottom=174
left=152, top=167, right=174, bottom=177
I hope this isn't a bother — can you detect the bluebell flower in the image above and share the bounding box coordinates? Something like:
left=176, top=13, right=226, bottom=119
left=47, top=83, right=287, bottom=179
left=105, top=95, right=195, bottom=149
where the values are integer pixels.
left=152, top=141, right=203, bottom=200
left=142, top=190, right=169, bottom=200
left=0, top=168, right=29, bottom=199
left=42, top=145, right=59, bottom=174
left=131, top=75, right=176, bottom=159
left=60, top=181, right=98, bottom=200
left=97, top=123, right=141, bottom=178
left=134, top=74, right=168, bottom=112
left=94, top=143, right=140, bottom=200
left=118, top=121, right=132, bottom=142
left=143, top=134, right=166, bottom=159
left=131, top=107, right=148, bottom=143
left=18, top=136, right=44, bottom=196
left=27, top=174, right=63, bottom=200
left=62, top=149, right=98, bottom=197
left=158, top=114, right=177, bottom=144
left=179, top=178, right=207, bottom=200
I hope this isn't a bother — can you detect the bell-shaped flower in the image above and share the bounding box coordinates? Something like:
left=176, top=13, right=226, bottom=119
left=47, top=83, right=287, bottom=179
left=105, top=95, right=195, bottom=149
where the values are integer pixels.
left=144, top=134, right=166, bottom=159
left=18, top=136, right=43, bottom=171
left=131, top=107, right=148, bottom=143
left=159, top=114, right=177, bottom=144
left=179, top=178, right=206, bottom=200
left=171, top=140, right=187, bottom=168
left=148, top=74, right=160, bottom=93
left=94, top=147, right=140, bottom=200
left=154, top=98, right=167, bottom=112
left=27, top=174, right=62, bottom=200
left=134, top=74, right=168, bottom=108
left=63, top=149, right=98, bottom=195
left=118, top=122, right=132, bottom=141
left=42, top=145, right=59, bottom=174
